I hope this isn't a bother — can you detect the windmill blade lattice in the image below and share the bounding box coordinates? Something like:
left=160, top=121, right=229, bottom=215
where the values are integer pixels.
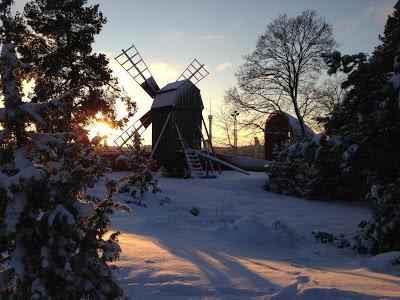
left=177, top=59, right=210, bottom=85
left=115, top=44, right=160, bottom=98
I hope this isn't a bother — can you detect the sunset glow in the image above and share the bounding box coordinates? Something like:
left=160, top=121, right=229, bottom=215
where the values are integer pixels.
left=87, top=113, right=115, bottom=144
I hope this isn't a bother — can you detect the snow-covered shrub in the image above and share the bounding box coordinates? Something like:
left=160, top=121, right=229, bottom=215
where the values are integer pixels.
left=312, top=231, right=350, bottom=249
left=0, top=35, right=125, bottom=300
left=265, top=134, right=353, bottom=200
left=118, top=132, right=160, bottom=207
left=352, top=178, right=400, bottom=255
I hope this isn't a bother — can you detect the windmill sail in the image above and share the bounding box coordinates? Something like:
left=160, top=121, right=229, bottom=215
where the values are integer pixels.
left=177, top=59, right=210, bottom=85
left=115, top=44, right=160, bottom=98
left=139, top=109, right=152, bottom=128
left=114, top=110, right=152, bottom=152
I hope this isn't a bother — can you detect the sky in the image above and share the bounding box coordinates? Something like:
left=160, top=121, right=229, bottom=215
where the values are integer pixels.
left=11, top=0, right=398, bottom=145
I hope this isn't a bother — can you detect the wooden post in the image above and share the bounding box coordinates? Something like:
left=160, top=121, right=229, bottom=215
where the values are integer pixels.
left=202, top=117, right=221, bottom=174
left=150, top=112, right=171, bottom=160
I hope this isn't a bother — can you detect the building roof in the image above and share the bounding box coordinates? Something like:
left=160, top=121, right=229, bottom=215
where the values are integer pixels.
left=266, top=111, right=315, bottom=141
left=151, top=80, right=201, bottom=109
left=283, top=112, right=315, bottom=140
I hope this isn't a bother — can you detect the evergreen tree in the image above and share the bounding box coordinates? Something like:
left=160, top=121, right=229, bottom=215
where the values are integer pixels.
left=373, top=1, right=400, bottom=74
left=0, top=2, right=127, bottom=298
left=20, top=0, right=136, bottom=131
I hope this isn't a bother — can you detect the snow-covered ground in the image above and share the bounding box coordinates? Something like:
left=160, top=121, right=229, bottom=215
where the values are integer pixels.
left=89, top=171, right=400, bottom=300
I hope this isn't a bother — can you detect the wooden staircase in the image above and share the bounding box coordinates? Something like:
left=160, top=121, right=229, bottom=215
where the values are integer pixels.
left=185, top=148, right=207, bottom=178
left=175, top=125, right=217, bottom=178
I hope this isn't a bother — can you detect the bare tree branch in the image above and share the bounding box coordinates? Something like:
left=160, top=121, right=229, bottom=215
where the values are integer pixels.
left=227, top=10, right=337, bottom=138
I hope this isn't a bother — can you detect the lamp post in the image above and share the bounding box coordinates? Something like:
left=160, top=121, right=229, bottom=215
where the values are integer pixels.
left=208, top=99, right=213, bottom=143
left=231, top=110, right=239, bottom=154
left=208, top=114, right=213, bottom=142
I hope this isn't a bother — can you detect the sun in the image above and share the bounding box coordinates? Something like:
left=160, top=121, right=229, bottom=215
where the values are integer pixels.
left=91, top=121, right=112, bottom=137
left=88, top=113, right=115, bottom=144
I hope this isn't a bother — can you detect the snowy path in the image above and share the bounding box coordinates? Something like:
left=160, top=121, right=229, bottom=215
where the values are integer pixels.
left=90, top=172, right=400, bottom=299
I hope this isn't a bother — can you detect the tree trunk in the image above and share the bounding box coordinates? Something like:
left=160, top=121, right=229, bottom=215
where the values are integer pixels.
left=292, top=97, right=306, bottom=139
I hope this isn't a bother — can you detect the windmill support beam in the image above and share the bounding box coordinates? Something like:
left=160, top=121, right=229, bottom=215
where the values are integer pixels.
left=202, top=117, right=221, bottom=174
left=149, top=112, right=171, bottom=160
left=198, top=152, right=250, bottom=176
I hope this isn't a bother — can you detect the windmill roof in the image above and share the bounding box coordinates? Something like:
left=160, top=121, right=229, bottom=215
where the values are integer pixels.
left=151, top=80, right=201, bottom=109
left=157, top=80, right=188, bottom=93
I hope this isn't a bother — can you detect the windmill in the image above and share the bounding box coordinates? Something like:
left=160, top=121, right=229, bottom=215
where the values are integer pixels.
left=113, top=44, right=222, bottom=178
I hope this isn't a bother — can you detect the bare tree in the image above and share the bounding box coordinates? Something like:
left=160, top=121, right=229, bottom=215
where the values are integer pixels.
left=230, top=10, right=337, bottom=138
left=214, top=106, right=235, bottom=151
left=316, top=75, right=346, bottom=117
left=224, top=87, right=282, bottom=135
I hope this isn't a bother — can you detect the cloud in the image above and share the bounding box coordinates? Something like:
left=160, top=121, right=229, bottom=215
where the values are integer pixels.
left=334, top=2, right=395, bottom=45
left=216, top=63, right=232, bottom=71
left=202, top=34, right=225, bottom=41
left=362, top=2, right=394, bottom=24
left=336, top=2, right=394, bottom=31
left=148, top=62, right=180, bottom=84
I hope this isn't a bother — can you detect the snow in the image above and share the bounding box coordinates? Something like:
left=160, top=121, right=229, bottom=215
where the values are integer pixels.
left=48, top=204, right=76, bottom=226
left=0, top=148, right=45, bottom=198
left=158, top=81, right=186, bottom=92
left=1, top=43, right=23, bottom=107
left=341, top=91, right=350, bottom=105
left=151, top=80, right=187, bottom=109
left=14, top=148, right=32, bottom=170
left=342, top=144, right=358, bottom=160
left=53, top=170, right=71, bottom=183
left=283, top=112, right=315, bottom=140
left=151, top=90, right=178, bottom=109
left=0, top=107, right=5, bottom=121
left=88, top=171, right=400, bottom=299
left=394, top=55, right=400, bottom=73
left=151, top=80, right=198, bottom=109
left=20, top=90, right=75, bottom=126
left=20, top=102, right=47, bottom=126
left=4, top=194, right=28, bottom=235
left=0, top=129, right=8, bottom=142
left=219, top=155, right=267, bottom=171
left=1, top=43, right=18, bottom=67
left=10, top=245, right=25, bottom=280
left=327, top=135, right=342, bottom=147
left=389, top=74, right=400, bottom=91
left=31, top=277, right=47, bottom=299
left=40, top=246, right=50, bottom=268
left=311, top=133, right=324, bottom=145
left=31, top=132, right=64, bottom=159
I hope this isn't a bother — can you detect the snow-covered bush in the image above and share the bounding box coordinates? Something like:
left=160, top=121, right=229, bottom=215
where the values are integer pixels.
left=0, top=11, right=126, bottom=299
left=118, top=132, right=161, bottom=207
left=352, top=178, right=400, bottom=255
left=265, top=133, right=354, bottom=200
